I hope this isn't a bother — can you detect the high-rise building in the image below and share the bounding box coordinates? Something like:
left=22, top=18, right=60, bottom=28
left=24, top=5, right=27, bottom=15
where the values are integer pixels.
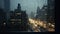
left=36, top=6, right=41, bottom=19
left=0, top=0, right=10, bottom=23
left=37, top=6, right=40, bottom=15
left=47, top=0, right=55, bottom=23
left=4, top=0, right=10, bottom=12
left=0, top=9, right=6, bottom=32
left=0, top=0, right=10, bottom=12
left=4, top=0, right=10, bottom=23
left=8, top=3, right=28, bottom=31
left=41, top=5, right=48, bottom=21
left=36, top=6, right=48, bottom=21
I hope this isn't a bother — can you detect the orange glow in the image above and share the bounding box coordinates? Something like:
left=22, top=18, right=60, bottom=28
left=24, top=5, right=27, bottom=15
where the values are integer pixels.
left=29, top=18, right=55, bottom=32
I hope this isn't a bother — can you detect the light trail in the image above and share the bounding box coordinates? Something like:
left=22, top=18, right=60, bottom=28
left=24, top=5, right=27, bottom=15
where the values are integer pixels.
left=28, top=18, right=55, bottom=32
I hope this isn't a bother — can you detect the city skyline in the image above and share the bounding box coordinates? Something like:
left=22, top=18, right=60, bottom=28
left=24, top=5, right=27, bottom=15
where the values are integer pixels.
left=10, top=0, right=47, bottom=17
left=0, top=0, right=55, bottom=32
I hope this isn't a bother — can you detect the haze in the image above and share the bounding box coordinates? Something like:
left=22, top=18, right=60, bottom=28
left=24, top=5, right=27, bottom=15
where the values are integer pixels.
left=10, top=0, right=47, bottom=17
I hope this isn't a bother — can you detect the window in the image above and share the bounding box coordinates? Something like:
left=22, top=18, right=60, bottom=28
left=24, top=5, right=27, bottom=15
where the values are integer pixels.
left=17, top=19, right=21, bottom=21
left=3, top=22, right=6, bottom=25
left=44, top=7, right=47, bottom=9
left=11, top=19, right=21, bottom=21
left=45, top=13, right=47, bottom=15
left=16, top=13, right=21, bottom=15
left=10, top=19, right=15, bottom=21
left=18, top=22, right=22, bottom=24
left=42, top=9, right=45, bottom=11
left=11, top=22, right=15, bottom=24
left=50, top=6, right=54, bottom=10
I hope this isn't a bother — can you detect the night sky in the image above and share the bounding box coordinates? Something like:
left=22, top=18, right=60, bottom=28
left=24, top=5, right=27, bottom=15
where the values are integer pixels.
left=10, top=0, right=47, bottom=17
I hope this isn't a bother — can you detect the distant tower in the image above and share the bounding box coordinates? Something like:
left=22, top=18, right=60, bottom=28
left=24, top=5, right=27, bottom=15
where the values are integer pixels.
left=37, top=6, right=40, bottom=14
left=17, top=3, right=21, bottom=11
left=36, top=6, right=40, bottom=19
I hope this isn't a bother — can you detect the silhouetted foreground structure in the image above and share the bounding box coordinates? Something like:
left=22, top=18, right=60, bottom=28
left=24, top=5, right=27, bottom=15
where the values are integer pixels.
left=0, top=0, right=10, bottom=21
left=47, top=0, right=55, bottom=24
left=0, top=8, right=6, bottom=32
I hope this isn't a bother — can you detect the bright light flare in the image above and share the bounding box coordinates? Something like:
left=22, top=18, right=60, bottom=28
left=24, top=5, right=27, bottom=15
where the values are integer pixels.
left=51, top=24, right=55, bottom=28
left=43, top=24, right=47, bottom=28
left=3, top=23, right=6, bottom=25
left=29, top=18, right=55, bottom=32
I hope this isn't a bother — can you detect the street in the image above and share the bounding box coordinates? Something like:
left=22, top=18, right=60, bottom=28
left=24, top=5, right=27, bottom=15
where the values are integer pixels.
left=28, top=18, right=55, bottom=32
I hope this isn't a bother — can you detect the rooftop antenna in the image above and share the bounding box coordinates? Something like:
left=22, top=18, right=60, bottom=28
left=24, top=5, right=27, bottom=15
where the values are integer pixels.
left=17, top=3, right=21, bottom=11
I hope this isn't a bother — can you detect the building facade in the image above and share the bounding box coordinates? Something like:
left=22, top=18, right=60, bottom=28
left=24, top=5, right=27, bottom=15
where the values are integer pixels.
left=40, top=5, right=48, bottom=21
left=36, top=6, right=41, bottom=19
left=36, top=5, right=48, bottom=21
left=8, top=3, right=28, bottom=31
left=47, top=0, right=55, bottom=23
left=0, top=0, right=10, bottom=23
left=0, top=0, right=10, bottom=12
left=0, top=9, right=6, bottom=32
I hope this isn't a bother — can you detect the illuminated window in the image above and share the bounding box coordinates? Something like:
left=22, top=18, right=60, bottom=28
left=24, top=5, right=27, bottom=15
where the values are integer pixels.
left=11, top=22, right=14, bottom=24
left=18, top=19, right=21, bottom=21
left=3, top=22, right=6, bottom=25
left=10, top=19, right=15, bottom=21
left=16, top=13, right=21, bottom=15
left=11, top=19, right=21, bottom=21
left=45, top=13, right=47, bottom=15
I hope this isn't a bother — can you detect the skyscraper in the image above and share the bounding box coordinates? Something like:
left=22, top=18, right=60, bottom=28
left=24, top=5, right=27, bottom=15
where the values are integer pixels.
left=47, top=0, right=55, bottom=23
left=8, top=3, right=28, bottom=31
left=0, top=8, right=6, bottom=32
left=4, top=0, right=10, bottom=23
left=17, top=3, right=21, bottom=11
left=0, top=0, right=4, bottom=9
left=0, top=0, right=10, bottom=12
left=4, top=0, right=10, bottom=11
left=36, top=6, right=40, bottom=19
left=0, top=0, right=10, bottom=23
left=40, top=5, right=48, bottom=21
